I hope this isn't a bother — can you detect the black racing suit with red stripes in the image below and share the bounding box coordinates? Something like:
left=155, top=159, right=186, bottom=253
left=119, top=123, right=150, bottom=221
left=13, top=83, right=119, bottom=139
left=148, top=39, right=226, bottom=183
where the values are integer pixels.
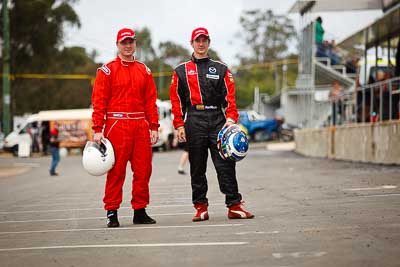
left=169, top=55, right=242, bottom=207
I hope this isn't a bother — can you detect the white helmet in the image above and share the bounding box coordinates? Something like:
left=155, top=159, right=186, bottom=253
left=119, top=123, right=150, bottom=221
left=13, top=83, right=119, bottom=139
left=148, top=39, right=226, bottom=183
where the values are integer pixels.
left=82, top=138, right=115, bottom=176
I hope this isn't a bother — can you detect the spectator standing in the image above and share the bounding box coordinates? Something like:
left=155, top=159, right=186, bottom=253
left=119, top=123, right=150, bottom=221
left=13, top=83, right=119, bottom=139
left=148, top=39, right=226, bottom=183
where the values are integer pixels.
left=41, top=121, right=50, bottom=155
left=49, top=125, right=60, bottom=176
left=172, top=129, right=189, bottom=175
left=30, top=122, right=40, bottom=153
left=315, top=17, right=326, bottom=57
left=345, top=55, right=360, bottom=74
left=330, top=80, right=345, bottom=125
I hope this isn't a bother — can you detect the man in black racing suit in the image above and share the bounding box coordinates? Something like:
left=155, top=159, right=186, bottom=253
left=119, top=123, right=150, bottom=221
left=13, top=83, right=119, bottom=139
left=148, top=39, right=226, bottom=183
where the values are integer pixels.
left=169, top=27, right=254, bottom=222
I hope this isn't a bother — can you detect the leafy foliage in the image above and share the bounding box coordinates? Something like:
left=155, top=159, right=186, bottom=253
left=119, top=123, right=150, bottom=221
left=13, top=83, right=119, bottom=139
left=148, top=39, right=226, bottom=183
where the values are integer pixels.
left=135, top=27, right=156, bottom=62
left=238, top=9, right=296, bottom=64
left=0, top=3, right=298, bottom=115
left=234, top=9, right=298, bottom=107
left=0, top=0, right=99, bottom=115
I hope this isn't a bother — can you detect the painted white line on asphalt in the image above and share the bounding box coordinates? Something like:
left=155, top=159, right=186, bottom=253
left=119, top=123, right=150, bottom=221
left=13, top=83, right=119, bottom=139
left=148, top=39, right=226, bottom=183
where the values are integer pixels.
left=9, top=202, right=102, bottom=208
left=150, top=201, right=191, bottom=204
left=356, top=193, right=400, bottom=197
left=8, top=199, right=192, bottom=209
left=47, top=196, right=191, bottom=202
left=0, top=204, right=191, bottom=214
left=151, top=192, right=188, bottom=195
left=45, top=197, right=98, bottom=201
left=158, top=197, right=191, bottom=200
left=13, top=163, right=40, bottom=167
left=300, top=223, right=400, bottom=233
left=0, top=223, right=243, bottom=235
left=344, top=185, right=397, bottom=191
left=151, top=185, right=189, bottom=189
left=0, top=242, right=248, bottom=252
left=272, top=251, right=327, bottom=259
left=235, top=231, right=279, bottom=235
left=0, top=212, right=194, bottom=224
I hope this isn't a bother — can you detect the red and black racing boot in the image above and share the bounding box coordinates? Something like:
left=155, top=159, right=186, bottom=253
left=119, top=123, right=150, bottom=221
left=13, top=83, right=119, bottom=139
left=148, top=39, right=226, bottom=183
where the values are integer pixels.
left=228, top=202, right=254, bottom=219
left=192, top=203, right=209, bottom=222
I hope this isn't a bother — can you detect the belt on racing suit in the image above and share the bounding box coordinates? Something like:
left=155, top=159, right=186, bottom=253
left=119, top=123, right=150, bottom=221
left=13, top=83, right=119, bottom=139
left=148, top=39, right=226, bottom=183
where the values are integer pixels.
left=189, top=105, right=220, bottom=111
left=107, top=111, right=145, bottom=119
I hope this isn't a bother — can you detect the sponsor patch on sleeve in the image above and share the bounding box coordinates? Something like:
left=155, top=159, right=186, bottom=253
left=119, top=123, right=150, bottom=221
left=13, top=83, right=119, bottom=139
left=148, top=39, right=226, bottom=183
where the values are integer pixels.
left=227, top=70, right=234, bottom=82
left=98, top=65, right=111, bottom=75
left=146, top=66, right=151, bottom=74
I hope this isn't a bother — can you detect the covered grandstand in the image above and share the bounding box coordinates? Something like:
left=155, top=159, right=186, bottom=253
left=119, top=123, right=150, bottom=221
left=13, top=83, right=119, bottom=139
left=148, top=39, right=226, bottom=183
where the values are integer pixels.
left=284, top=0, right=400, bottom=164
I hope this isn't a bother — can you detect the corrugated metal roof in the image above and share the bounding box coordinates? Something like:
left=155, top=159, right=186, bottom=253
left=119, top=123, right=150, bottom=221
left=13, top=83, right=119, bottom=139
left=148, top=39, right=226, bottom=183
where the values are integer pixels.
left=337, top=4, right=400, bottom=50
left=289, top=0, right=382, bottom=14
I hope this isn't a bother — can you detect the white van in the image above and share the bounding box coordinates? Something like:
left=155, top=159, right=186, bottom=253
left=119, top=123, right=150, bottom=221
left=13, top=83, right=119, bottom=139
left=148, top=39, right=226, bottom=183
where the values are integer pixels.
left=153, top=99, right=174, bottom=151
left=4, top=109, right=93, bottom=156
left=4, top=101, right=174, bottom=156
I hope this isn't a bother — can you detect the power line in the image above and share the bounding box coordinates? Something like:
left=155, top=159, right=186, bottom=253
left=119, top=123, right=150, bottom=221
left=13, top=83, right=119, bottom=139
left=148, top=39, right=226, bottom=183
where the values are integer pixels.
left=233, top=59, right=298, bottom=71
left=0, top=59, right=299, bottom=81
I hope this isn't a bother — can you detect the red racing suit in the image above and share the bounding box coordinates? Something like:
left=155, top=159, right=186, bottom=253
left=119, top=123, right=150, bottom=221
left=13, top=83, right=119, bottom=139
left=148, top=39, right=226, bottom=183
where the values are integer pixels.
left=92, top=56, right=159, bottom=211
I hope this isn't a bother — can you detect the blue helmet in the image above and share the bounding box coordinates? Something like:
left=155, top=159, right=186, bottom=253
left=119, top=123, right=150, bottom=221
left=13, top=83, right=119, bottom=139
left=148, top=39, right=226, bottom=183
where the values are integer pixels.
left=217, top=124, right=249, bottom=161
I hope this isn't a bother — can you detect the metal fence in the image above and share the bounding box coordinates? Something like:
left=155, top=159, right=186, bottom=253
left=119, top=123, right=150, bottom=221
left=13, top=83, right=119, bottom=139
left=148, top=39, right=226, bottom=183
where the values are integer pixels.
left=331, top=77, right=400, bottom=125
left=279, top=86, right=332, bottom=129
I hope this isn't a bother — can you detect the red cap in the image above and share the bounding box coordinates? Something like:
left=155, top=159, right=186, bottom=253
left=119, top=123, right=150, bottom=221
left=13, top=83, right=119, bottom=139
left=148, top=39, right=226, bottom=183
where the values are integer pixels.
left=116, top=28, right=136, bottom=43
left=191, top=27, right=210, bottom=41
left=50, top=128, right=58, bottom=136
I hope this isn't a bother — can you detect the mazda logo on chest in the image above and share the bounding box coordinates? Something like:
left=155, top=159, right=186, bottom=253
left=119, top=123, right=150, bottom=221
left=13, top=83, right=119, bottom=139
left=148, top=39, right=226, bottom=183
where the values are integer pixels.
left=208, top=67, right=217, bottom=74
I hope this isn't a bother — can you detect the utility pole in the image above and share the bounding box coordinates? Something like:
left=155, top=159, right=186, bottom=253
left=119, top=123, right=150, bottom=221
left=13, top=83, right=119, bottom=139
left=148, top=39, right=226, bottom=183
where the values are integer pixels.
left=2, top=0, right=11, bottom=135
left=274, top=63, right=280, bottom=95
left=253, top=86, right=259, bottom=113
left=282, top=62, right=288, bottom=90
left=158, top=59, right=164, bottom=95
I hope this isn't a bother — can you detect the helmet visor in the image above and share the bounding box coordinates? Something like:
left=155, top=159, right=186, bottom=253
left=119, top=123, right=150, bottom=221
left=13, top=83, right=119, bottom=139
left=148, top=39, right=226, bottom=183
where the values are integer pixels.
left=84, top=141, right=107, bottom=155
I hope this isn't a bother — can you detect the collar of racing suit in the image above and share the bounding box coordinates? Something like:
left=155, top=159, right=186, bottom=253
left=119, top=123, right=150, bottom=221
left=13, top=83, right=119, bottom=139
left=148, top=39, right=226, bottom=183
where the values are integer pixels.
left=191, top=54, right=210, bottom=64
left=117, top=55, right=135, bottom=66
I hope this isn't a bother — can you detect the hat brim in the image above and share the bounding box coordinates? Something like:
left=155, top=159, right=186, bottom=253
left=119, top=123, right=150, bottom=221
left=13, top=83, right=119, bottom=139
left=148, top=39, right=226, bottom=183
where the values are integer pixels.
left=192, top=33, right=210, bottom=41
left=117, top=36, right=136, bottom=43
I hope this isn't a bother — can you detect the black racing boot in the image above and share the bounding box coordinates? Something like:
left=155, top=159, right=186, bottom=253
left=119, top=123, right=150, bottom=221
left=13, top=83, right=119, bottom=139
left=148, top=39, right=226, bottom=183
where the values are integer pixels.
left=133, top=208, right=156, bottom=224
left=106, top=210, right=120, bottom=228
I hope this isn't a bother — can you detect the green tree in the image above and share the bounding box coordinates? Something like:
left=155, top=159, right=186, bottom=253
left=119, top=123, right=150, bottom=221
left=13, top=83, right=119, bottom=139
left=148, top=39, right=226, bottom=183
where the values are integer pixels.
left=158, top=41, right=190, bottom=67
left=135, top=27, right=156, bottom=62
left=234, top=9, right=297, bottom=108
left=238, top=9, right=296, bottom=64
left=207, top=48, right=221, bottom=61
left=12, top=46, right=99, bottom=113
left=0, top=0, right=101, bottom=115
left=2, top=0, right=81, bottom=73
left=152, top=41, right=222, bottom=99
left=151, top=41, right=190, bottom=99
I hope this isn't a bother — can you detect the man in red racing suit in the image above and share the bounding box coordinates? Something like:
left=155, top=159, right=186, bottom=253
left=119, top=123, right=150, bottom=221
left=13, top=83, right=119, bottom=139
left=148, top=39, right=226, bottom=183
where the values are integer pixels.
left=92, top=28, right=159, bottom=227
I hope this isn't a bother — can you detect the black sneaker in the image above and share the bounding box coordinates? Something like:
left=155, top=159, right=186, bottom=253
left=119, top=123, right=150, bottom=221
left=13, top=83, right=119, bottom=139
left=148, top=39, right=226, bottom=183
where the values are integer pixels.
left=178, top=169, right=186, bottom=175
left=133, top=208, right=156, bottom=224
left=106, top=210, right=120, bottom=228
